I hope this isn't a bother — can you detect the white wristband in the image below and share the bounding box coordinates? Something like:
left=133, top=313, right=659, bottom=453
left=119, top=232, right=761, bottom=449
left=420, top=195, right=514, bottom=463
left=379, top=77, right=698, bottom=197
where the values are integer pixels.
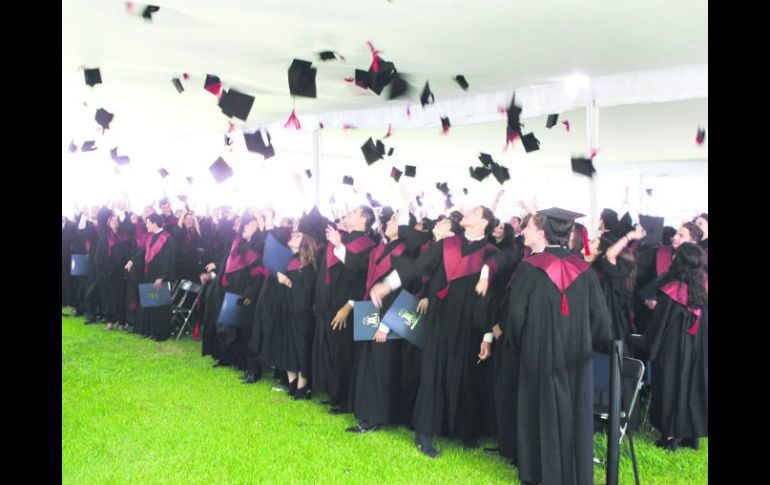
left=483, top=332, right=493, bottom=343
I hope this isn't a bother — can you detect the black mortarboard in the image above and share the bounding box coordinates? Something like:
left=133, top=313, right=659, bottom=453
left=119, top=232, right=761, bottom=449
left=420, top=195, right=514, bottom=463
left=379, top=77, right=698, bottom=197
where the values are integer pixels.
left=343, top=175, right=354, bottom=186
left=68, top=141, right=78, bottom=153
left=204, top=74, right=222, bottom=95
left=521, top=132, right=540, bottom=153
left=696, top=126, right=706, bottom=145
left=318, top=51, right=338, bottom=61
left=95, top=108, right=114, bottom=130
left=218, top=88, right=255, bottom=121
left=142, top=5, right=160, bottom=20
left=390, top=166, right=403, bottom=182
left=454, top=75, right=469, bottom=91
left=491, top=163, right=510, bottom=185
left=288, top=59, right=317, bottom=98
left=353, top=69, right=369, bottom=89
left=209, top=157, right=233, bottom=184
left=415, top=195, right=423, bottom=206
left=361, top=137, right=385, bottom=165
left=571, top=156, right=596, bottom=178
left=305, top=169, right=312, bottom=178
left=243, top=130, right=275, bottom=159
left=479, top=153, right=494, bottom=167
left=186, top=176, right=194, bottom=185
left=507, top=95, right=523, bottom=137
left=172, top=78, right=184, bottom=93
left=110, top=147, right=130, bottom=165
left=81, top=141, right=97, bottom=152
left=84, top=68, right=101, bottom=87
left=387, top=72, right=409, bottom=100
left=436, top=182, right=450, bottom=195
left=158, top=168, right=169, bottom=178
left=469, top=166, right=491, bottom=182
left=538, top=207, right=585, bottom=223
left=420, top=82, right=435, bottom=107
left=638, top=214, right=665, bottom=246
left=362, top=59, right=395, bottom=95
left=387, top=147, right=394, bottom=156
left=404, top=165, right=416, bottom=177
left=441, top=117, right=451, bottom=132
left=463, top=188, right=469, bottom=195
left=298, top=207, right=329, bottom=242
left=546, top=114, right=559, bottom=129
left=645, top=188, right=653, bottom=196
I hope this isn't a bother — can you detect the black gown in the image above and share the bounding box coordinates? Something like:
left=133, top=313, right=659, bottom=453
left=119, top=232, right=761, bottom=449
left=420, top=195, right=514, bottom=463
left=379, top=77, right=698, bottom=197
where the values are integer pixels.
left=177, top=228, right=206, bottom=282
left=593, top=255, right=635, bottom=342
left=79, top=220, right=103, bottom=319
left=396, top=236, right=499, bottom=442
left=505, top=247, right=611, bottom=485
left=94, top=230, right=134, bottom=324
left=312, top=231, right=375, bottom=408
left=248, top=274, right=292, bottom=371
left=647, top=284, right=708, bottom=440
left=61, top=220, right=78, bottom=307
left=130, top=230, right=177, bottom=340
left=284, top=259, right=317, bottom=378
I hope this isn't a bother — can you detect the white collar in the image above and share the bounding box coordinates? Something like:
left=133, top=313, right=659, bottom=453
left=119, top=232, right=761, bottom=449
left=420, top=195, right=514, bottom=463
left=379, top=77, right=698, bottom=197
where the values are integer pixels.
left=154, top=228, right=164, bottom=235
left=464, top=233, right=486, bottom=242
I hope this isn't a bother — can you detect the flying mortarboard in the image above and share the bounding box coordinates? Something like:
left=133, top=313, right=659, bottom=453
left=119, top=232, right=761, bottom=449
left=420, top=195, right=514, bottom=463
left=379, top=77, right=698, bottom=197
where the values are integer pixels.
left=454, top=75, right=469, bottom=91
left=218, top=88, right=255, bottom=121
left=420, top=82, right=435, bottom=107
left=546, top=114, right=559, bottom=129
left=95, top=108, right=114, bottom=130
left=571, top=156, right=596, bottom=178
left=84, top=68, right=102, bottom=87
left=209, top=157, right=233, bottom=184
left=288, top=59, right=317, bottom=98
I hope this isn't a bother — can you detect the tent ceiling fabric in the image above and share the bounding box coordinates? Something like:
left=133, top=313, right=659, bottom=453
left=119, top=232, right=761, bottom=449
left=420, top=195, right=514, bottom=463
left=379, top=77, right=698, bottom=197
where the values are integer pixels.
left=63, top=0, right=707, bottom=149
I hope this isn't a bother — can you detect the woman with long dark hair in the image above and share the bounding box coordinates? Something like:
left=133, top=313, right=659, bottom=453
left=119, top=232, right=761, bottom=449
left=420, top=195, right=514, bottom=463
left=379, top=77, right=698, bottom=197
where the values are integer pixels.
left=648, top=242, right=708, bottom=451
left=96, top=214, right=134, bottom=330
left=177, top=212, right=206, bottom=282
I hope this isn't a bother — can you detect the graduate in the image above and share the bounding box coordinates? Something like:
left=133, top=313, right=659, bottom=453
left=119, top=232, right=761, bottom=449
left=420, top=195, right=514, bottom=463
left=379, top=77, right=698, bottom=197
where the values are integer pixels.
left=176, top=212, right=207, bottom=282
left=95, top=214, right=134, bottom=330
left=503, top=208, right=612, bottom=485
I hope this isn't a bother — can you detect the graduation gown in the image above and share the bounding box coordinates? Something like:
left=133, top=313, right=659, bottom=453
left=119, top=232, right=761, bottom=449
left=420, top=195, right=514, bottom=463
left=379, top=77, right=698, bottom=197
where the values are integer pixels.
left=62, top=221, right=79, bottom=307
left=593, top=255, right=635, bottom=342
left=177, top=228, right=206, bottom=282
left=79, top=220, right=103, bottom=317
left=284, top=257, right=317, bottom=377
left=396, top=235, right=500, bottom=440
left=505, top=247, right=611, bottom=485
left=312, top=231, right=375, bottom=407
left=634, top=244, right=673, bottom=334
left=647, top=281, right=708, bottom=439
left=95, top=229, right=134, bottom=323
left=131, top=230, right=176, bottom=340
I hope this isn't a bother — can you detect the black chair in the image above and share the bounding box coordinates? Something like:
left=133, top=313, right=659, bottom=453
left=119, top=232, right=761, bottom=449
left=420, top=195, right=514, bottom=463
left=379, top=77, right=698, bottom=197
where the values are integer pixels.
left=593, top=352, right=645, bottom=485
left=170, top=279, right=203, bottom=339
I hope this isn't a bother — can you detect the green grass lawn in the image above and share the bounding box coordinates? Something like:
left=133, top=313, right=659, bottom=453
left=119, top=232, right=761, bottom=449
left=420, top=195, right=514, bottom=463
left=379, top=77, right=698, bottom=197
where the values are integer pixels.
left=62, top=312, right=707, bottom=484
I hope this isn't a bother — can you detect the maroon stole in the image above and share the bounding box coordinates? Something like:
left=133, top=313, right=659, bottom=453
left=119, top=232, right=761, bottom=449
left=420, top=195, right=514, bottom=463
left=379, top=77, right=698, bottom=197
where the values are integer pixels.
left=324, top=231, right=376, bottom=284
left=287, top=255, right=310, bottom=272
left=525, top=251, right=591, bottom=315
left=656, top=245, right=673, bottom=276
left=222, top=237, right=266, bottom=288
left=416, top=239, right=435, bottom=298
left=364, top=241, right=407, bottom=300
left=135, top=221, right=151, bottom=248
left=436, top=236, right=497, bottom=300
left=144, top=231, right=171, bottom=274
left=660, top=280, right=706, bottom=335
left=107, top=230, right=131, bottom=256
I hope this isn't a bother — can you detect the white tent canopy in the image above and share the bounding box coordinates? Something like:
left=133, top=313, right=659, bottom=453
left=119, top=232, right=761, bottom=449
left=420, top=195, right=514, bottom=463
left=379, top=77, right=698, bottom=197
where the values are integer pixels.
left=62, top=0, right=708, bottom=228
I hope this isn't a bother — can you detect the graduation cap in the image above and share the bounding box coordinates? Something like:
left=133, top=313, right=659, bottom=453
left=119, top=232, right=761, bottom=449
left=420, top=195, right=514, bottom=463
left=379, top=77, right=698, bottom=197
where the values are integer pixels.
left=288, top=59, right=317, bottom=98
left=142, top=5, right=160, bottom=20
left=342, top=175, right=354, bottom=186
left=463, top=188, right=469, bottom=195
left=521, top=132, right=540, bottom=153
left=218, top=88, right=255, bottom=121
left=491, top=163, right=510, bottom=185
left=298, top=207, right=330, bottom=242
left=387, top=72, right=410, bottom=100
left=318, top=51, right=341, bottom=61
left=387, top=147, right=394, bottom=156
left=305, top=169, right=312, bottom=178
left=95, top=108, right=114, bottom=130
left=645, top=188, right=653, bottom=196
left=441, top=117, right=451, bottom=134
left=172, top=78, right=184, bottom=93
left=84, top=68, right=101, bottom=87
left=110, top=147, right=130, bottom=165
left=390, top=166, right=403, bottom=182
left=469, top=166, right=491, bottom=182
left=352, top=69, right=369, bottom=90
left=209, top=157, right=233, bottom=184
left=158, top=168, right=169, bottom=178
left=361, top=137, right=385, bottom=165
left=204, top=75, right=222, bottom=96
left=546, top=114, right=559, bottom=129
left=420, top=82, right=435, bottom=107
left=479, top=153, right=494, bottom=167
left=638, top=214, right=665, bottom=246
left=436, top=182, right=450, bottom=195
left=404, top=165, right=416, bottom=177
left=366, top=193, right=382, bottom=208
left=506, top=95, right=523, bottom=139
left=696, top=126, right=706, bottom=145
left=81, top=140, right=97, bottom=152
left=538, top=207, right=585, bottom=224
left=365, top=57, right=396, bottom=95
left=68, top=141, right=78, bottom=153
left=243, top=130, right=275, bottom=159
left=185, top=176, right=194, bottom=185
left=454, top=75, right=469, bottom=91
left=571, top=156, right=596, bottom=178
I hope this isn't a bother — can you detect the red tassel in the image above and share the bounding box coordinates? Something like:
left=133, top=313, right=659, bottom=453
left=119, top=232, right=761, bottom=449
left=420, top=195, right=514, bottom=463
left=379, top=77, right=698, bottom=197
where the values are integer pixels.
left=228, top=122, right=235, bottom=133
left=561, top=294, right=569, bottom=315
left=284, top=109, right=301, bottom=129
left=437, top=286, right=449, bottom=300
left=497, top=106, right=507, bottom=114
left=342, top=123, right=357, bottom=129
left=344, top=77, right=354, bottom=83
left=590, top=148, right=599, bottom=159
left=582, top=227, right=591, bottom=256
left=338, top=54, right=346, bottom=61
left=205, top=83, right=222, bottom=96
left=366, top=41, right=382, bottom=72
left=193, top=325, right=199, bottom=341
left=182, top=73, right=190, bottom=80
left=125, top=2, right=135, bottom=13
left=383, top=124, right=393, bottom=138
left=562, top=120, right=570, bottom=132
left=406, top=106, right=411, bottom=117
left=319, top=122, right=324, bottom=129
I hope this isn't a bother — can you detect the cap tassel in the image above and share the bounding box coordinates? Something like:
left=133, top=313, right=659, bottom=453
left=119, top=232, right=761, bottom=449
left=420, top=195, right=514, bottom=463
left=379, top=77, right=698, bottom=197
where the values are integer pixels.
left=193, top=324, right=199, bottom=341
left=125, top=2, right=135, bottom=13
left=562, top=120, right=571, bottom=132
left=366, top=41, right=382, bottom=72
left=228, top=122, right=235, bottom=133
left=582, top=227, right=591, bottom=256
left=384, top=124, right=393, bottom=138
left=406, top=106, right=411, bottom=117
left=284, top=109, right=301, bottom=130
left=342, top=123, right=357, bottom=129
left=182, top=73, right=190, bottom=80
left=561, top=294, right=569, bottom=315
left=590, top=148, right=599, bottom=159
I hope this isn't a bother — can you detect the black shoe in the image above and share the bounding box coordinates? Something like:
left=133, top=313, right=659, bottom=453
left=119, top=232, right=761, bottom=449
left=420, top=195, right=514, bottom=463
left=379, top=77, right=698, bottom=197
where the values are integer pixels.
left=242, top=372, right=260, bottom=384
left=415, top=432, right=441, bottom=458
left=462, top=438, right=480, bottom=450
left=655, top=437, right=679, bottom=451
left=680, top=438, right=700, bottom=450
left=328, top=406, right=350, bottom=415
left=346, top=422, right=379, bottom=433
left=416, top=443, right=441, bottom=458
left=484, top=446, right=500, bottom=453
left=293, top=387, right=311, bottom=401
left=288, top=379, right=298, bottom=397
left=320, top=399, right=336, bottom=406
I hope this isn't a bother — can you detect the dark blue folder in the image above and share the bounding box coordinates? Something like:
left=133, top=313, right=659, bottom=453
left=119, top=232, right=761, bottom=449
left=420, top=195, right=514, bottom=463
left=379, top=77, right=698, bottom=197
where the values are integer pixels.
left=353, top=301, right=402, bottom=341
left=264, top=233, right=294, bottom=275
left=217, top=292, right=254, bottom=326
left=138, top=282, right=173, bottom=308
left=382, top=290, right=425, bottom=348
left=70, top=254, right=90, bottom=276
